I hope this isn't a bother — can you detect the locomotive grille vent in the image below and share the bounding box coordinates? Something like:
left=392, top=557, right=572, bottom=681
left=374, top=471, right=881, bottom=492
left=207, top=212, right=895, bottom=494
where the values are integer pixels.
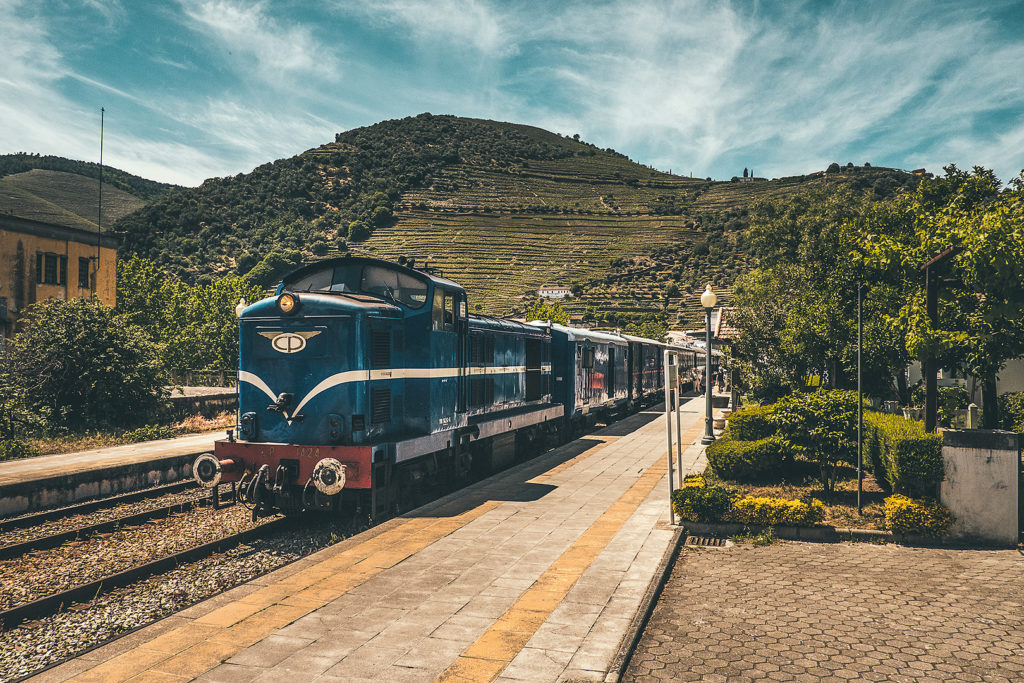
left=370, top=387, right=391, bottom=424
left=371, top=331, right=391, bottom=369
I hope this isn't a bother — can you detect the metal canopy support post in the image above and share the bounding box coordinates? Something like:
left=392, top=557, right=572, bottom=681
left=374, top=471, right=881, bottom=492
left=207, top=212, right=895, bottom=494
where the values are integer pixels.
left=857, top=280, right=863, bottom=513
left=664, top=350, right=676, bottom=525
left=675, top=360, right=683, bottom=477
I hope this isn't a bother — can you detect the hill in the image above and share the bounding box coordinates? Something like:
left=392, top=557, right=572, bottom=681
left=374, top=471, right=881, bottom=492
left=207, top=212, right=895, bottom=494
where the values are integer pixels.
left=0, top=154, right=176, bottom=200
left=0, top=154, right=176, bottom=235
left=110, top=114, right=918, bottom=327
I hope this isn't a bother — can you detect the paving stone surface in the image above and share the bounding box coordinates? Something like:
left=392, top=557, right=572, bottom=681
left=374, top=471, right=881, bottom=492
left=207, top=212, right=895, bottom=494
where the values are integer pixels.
left=623, top=540, right=1024, bottom=682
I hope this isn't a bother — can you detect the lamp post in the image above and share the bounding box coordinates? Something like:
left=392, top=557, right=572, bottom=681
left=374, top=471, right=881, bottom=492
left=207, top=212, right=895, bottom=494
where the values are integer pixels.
left=700, top=284, right=717, bottom=445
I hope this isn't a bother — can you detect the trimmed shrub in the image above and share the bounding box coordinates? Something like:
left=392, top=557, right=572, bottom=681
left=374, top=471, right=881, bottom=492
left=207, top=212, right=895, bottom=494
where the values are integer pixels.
left=705, top=433, right=790, bottom=482
left=672, top=485, right=734, bottom=523
left=726, top=495, right=825, bottom=526
left=884, top=495, right=954, bottom=537
left=727, top=404, right=776, bottom=441
left=771, top=390, right=859, bottom=491
left=864, top=412, right=942, bottom=497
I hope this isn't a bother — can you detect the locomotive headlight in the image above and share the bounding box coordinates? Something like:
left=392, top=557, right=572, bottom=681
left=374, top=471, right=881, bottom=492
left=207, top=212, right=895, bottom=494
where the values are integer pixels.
left=278, top=293, right=298, bottom=314
left=311, top=458, right=346, bottom=495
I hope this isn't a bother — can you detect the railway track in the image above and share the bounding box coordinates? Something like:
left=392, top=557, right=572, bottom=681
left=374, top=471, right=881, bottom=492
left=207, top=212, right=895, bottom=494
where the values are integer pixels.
left=0, top=481, right=196, bottom=535
left=0, top=516, right=289, bottom=630
left=0, top=497, right=205, bottom=561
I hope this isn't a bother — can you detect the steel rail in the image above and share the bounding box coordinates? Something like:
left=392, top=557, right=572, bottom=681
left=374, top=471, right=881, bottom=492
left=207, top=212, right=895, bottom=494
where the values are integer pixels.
left=0, top=498, right=207, bottom=561
left=0, top=517, right=290, bottom=630
left=0, top=482, right=197, bottom=534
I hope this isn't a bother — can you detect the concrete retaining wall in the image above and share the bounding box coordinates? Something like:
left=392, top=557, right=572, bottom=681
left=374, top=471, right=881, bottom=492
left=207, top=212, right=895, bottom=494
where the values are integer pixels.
left=939, top=430, right=1020, bottom=546
left=0, top=455, right=196, bottom=517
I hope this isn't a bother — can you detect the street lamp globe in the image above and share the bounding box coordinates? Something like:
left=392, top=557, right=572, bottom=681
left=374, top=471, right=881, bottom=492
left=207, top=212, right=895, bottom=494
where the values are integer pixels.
left=701, top=283, right=717, bottom=309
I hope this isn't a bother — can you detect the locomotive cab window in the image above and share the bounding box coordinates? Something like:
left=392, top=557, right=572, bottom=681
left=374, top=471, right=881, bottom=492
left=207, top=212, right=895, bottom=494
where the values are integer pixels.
left=285, top=262, right=428, bottom=308
left=432, top=289, right=458, bottom=331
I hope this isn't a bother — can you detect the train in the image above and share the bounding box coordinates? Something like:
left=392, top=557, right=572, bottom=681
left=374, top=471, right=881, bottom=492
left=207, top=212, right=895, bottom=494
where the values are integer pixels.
left=191, top=256, right=714, bottom=519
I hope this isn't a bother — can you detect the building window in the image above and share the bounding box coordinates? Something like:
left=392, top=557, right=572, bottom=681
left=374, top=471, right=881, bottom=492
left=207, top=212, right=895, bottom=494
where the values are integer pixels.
left=79, top=257, right=91, bottom=289
left=44, top=254, right=58, bottom=284
left=36, top=253, right=66, bottom=285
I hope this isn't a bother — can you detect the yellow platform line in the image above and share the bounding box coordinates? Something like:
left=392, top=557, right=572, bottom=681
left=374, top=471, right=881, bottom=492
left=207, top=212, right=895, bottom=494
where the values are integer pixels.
left=65, top=430, right=625, bottom=682
left=436, top=416, right=703, bottom=683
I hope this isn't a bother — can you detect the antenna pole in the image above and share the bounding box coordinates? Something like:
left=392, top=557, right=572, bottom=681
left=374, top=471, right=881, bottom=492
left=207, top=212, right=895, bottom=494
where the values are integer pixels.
left=96, top=107, right=104, bottom=298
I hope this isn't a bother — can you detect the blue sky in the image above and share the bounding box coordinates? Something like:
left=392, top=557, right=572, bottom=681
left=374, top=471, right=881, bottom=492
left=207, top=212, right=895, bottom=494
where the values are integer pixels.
left=2, top=0, right=1022, bottom=187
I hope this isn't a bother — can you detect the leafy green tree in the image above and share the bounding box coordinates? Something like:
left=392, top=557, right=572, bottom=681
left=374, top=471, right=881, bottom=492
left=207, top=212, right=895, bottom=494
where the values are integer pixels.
left=624, top=319, right=668, bottom=342
left=864, top=166, right=1024, bottom=426
left=4, top=299, right=167, bottom=432
left=348, top=220, right=370, bottom=242
left=734, top=186, right=911, bottom=399
left=118, top=257, right=265, bottom=373
left=242, top=250, right=302, bottom=288
left=524, top=299, right=570, bottom=324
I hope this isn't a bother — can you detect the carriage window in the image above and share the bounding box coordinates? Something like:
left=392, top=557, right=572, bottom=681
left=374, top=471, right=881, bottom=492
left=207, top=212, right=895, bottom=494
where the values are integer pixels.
left=582, top=348, right=595, bottom=369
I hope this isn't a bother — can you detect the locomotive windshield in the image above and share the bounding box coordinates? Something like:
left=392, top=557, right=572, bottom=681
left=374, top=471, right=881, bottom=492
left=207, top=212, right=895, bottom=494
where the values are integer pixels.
left=284, top=262, right=429, bottom=308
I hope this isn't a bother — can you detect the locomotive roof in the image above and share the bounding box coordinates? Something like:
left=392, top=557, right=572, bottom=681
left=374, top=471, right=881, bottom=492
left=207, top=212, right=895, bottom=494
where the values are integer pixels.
left=280, top=256, right=465, bottom=292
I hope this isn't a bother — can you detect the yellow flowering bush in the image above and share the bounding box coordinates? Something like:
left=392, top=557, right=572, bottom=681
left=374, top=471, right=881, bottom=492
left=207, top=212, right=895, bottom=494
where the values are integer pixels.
left=884, top=495, right=954, bottom=537
left=725, top=496, right=825, bottom=526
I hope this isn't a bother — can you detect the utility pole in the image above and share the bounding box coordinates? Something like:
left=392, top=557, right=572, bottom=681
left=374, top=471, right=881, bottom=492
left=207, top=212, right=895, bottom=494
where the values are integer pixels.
left=96, top=107, right=104, bottom=298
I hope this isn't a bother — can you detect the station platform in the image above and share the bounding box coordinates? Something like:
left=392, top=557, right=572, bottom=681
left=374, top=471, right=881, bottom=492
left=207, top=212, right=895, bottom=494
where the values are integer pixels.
left=0, top=432, right=220, bottom=516
left=33, top=398, right=710, bottom=683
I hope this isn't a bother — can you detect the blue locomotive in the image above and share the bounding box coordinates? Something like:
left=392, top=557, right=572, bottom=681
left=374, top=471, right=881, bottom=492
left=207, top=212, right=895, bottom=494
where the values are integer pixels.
left=192, top=256, right=702, bottom=518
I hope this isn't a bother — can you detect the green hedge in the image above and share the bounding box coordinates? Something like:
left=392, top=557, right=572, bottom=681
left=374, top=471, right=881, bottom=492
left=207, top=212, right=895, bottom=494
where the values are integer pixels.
left=998, top=391, right=1024, bottom=433
left=864, top=412, right=943, bottom=497
left=705, top=432, right=791, bottom=482
left=727, top=404, right=777, bottom=441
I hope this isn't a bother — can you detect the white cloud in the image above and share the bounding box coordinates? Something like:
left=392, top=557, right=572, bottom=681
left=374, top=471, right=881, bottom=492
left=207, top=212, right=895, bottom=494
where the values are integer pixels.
left=337, top=0, right=517, bottom=57
left=179, top=0, right=341, bottom=86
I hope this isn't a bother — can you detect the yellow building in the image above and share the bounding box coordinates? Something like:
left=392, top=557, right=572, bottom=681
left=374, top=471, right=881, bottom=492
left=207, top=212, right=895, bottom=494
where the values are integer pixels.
left=0, top=215, right=118, bottom=340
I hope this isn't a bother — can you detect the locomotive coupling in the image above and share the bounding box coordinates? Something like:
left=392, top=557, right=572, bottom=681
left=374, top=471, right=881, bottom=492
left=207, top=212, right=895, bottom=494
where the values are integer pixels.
left=311, top=458, right=347, bottom=495
left=192, top=453, right=238, bottom=488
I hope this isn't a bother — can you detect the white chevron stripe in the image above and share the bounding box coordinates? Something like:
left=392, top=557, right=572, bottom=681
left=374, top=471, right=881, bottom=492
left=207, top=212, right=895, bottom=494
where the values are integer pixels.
left=240, top=364, right=551, bottom=420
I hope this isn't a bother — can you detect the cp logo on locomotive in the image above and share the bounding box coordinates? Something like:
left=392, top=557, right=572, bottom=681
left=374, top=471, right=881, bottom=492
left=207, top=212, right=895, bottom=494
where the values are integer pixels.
left=259, top=331, right=321, bottom=354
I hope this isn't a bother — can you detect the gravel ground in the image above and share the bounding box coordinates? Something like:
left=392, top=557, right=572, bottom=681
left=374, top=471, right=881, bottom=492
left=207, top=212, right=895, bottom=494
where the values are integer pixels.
left=0, top=487, right=206, bottom=548
left=0, top=517, right=355, bottom=682
left=0, top=502, right=265, bottom=612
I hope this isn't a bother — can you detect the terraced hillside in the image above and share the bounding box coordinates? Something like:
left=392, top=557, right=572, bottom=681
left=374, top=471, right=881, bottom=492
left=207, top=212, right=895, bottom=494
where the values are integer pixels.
left=357, top=210, right=700, bottom=313
left=357, top=152, right=897, bottom=325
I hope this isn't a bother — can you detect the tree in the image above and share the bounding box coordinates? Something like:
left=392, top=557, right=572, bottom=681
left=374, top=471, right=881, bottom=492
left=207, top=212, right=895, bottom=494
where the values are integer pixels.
left=523, top=299, right=569, bottom=325
left=743, top=167, right=749, bottom=178
left=348, top=220, right=370, bottom=242
left=4, top=299, right=167, bottom=432
left=734, top=186, right=910, bottom=399
left=864, top=166, right=1024, bottom=426
left=118, top=257, right=265, bottom=373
